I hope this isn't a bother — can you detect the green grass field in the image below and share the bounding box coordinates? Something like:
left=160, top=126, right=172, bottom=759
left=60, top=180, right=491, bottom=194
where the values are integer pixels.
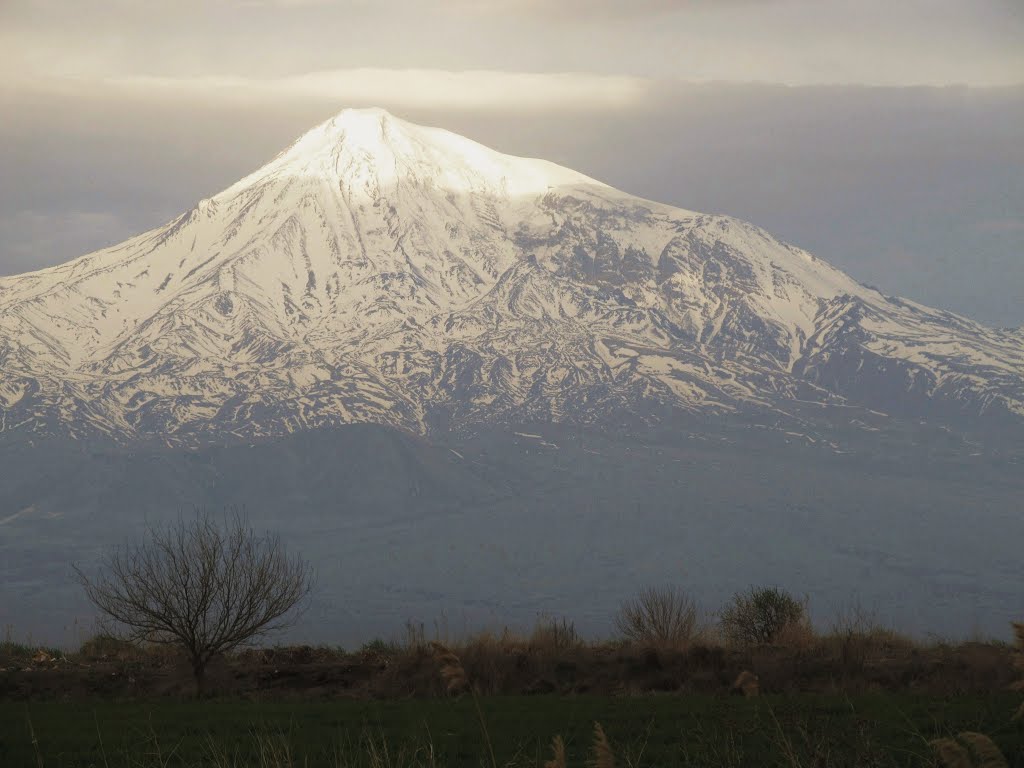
left=4, top=694, right=1022, bottom=767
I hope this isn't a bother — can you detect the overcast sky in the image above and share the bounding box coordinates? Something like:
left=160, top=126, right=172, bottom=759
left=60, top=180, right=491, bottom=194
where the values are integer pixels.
left=1, top=0, right=1022, bottom=326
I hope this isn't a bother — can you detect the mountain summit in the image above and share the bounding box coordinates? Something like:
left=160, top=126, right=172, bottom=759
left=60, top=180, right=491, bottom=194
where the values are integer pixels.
left=1, top=108, right=1021, bottom=444
left=236, top=107, right=605, bottom=198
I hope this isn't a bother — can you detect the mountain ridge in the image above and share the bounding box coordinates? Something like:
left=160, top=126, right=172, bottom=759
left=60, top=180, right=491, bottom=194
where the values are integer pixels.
left=1, top=107, right=1021, bottom=445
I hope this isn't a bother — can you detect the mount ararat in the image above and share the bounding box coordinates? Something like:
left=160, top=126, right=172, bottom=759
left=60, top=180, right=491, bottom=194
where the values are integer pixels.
left=2, top=107, right=1021, bottom=445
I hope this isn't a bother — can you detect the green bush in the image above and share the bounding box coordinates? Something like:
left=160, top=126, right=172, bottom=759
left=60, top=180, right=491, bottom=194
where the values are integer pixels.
left=720, top=585, right=808, bottom=647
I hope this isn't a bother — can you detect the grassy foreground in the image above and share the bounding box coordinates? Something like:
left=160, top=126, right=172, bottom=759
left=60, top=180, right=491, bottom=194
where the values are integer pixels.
left=4, top=694, right=1023, bottom=767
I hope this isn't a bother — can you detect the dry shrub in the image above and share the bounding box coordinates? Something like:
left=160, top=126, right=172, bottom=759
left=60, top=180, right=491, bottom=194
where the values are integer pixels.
left=720, top=586, right=809, bottom=648
left=829, top=601, right=882, bottom=636
left=529, top=616, right=579, bottom=655
left=455, top=632, right=503, bottom=694
left=241, top=644, right=344, bottom=666
left=614, top=586, right=703, bottom=650
left=402, top=620, right=428, bottom=652
left=455, top=629, right=532, bottom=694
left=78, top=633, right=145, bottom=660
left=772, top=616, right=816, bottom=651
left=358, top=638, right=399, bottom=670
left=820, top=630, right=913, bottom=678
left=828, top=603, right=914, bottom=652
left=855, top=626, right=915, bottom=652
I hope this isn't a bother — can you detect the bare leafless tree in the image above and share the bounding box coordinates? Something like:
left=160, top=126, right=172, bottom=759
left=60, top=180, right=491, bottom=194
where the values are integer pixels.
left=614, top=585, right=703, bottom=650
left=74, top=511, right=313, bottom=695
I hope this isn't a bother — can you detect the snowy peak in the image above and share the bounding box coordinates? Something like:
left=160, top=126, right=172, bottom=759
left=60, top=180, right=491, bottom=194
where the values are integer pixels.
left=222, top=107, right=605, bottom=203
left=0, top=109, right=1022, bottom=444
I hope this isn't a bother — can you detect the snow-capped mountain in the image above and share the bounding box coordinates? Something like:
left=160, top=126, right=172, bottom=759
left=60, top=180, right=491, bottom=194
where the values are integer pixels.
left=1, top=107, right=1021, bottom=444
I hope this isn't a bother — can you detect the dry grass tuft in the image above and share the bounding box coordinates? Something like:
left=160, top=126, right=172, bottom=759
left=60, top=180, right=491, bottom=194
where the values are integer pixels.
left=429, top=641, right=468, bottom=696
left=931, top=732, right=1008, bottom=768
left=589, top=722, right=616, bottom=768
left=956, top=733, right=1009, bottom=768
left=730, top=670, right=760, bottom=697
left=931, top=737, right=973, bottom=768
left=544, top=735, right=567, bottom=768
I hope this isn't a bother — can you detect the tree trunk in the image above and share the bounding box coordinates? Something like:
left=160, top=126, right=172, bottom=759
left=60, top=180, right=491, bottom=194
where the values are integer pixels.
left=192, top=656, right=206, bottom=698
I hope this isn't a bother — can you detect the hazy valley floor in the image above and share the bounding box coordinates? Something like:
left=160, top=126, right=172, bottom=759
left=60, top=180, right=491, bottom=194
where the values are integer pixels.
left=3, top=422, right=1023, bottom=646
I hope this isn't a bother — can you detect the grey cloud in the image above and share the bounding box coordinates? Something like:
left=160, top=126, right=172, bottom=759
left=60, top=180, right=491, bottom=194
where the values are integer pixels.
left=2, top=1, right=1022, bottom=86
left=100, top=69, right=652, bottom=111
left=444, top=0, right=710, bottom=19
